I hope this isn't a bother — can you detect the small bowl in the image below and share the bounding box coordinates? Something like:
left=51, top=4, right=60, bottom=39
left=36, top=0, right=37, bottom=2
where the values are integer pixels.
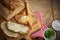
left=43, top=28, right=56, bottom=40
left=52, top=20, right=60, bottom=31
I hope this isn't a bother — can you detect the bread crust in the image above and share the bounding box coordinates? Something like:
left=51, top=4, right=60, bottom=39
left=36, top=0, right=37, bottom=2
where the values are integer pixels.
left=0, top=0, right=24, bottom=10
left=0, top=3, right=25, bottom=20
left=1, top=21, right=19, bottom=38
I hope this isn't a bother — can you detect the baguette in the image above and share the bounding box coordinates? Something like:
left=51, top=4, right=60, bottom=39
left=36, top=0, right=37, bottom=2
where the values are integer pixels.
left=0, top=3, right=24, bottom=20
left=25, top=1, right=41, bottom=33
left=0, top=0, right=24, bottom=10
left=1, top=21, right=19, bottom=38
left=25, top=0, right=34, bottom=15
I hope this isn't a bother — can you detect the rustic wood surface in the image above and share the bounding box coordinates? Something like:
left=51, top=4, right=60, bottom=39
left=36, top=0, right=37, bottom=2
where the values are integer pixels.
left=52, top=0, right=60, bottom=40
left=52, top=0, right=60, bottom=20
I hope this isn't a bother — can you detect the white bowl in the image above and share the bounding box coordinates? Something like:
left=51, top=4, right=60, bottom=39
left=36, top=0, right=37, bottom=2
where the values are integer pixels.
left=43, top=28, right=56, bottom=40
left=52, top=20, right=60, bottom=31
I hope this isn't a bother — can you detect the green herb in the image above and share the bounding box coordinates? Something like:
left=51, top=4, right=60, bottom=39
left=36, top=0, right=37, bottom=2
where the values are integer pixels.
left=44, top=28, right=55, bottom=38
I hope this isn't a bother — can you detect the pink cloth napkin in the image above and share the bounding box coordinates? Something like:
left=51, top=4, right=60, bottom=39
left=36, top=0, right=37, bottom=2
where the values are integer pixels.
left=30, top=11, right=47, bottom=38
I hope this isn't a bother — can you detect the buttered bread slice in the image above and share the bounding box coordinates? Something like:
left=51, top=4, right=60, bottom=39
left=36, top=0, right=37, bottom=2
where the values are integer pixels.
left=7, top=21, right=29, bottom=33
left=1, top=21, right=19, bottom=38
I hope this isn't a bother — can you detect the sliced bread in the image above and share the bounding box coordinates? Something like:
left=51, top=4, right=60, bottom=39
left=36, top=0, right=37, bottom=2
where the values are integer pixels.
left=7, top=21, right=29, bottom=33
left=1, top=21, right=19, bottom=38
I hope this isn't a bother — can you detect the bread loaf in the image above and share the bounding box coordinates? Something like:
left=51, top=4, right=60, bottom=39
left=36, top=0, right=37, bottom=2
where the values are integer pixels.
left=0, top=2, right=24, bottom=20
left=25, top=1, right=41, bottom=33
left=0, top=0, right=24, bottom=10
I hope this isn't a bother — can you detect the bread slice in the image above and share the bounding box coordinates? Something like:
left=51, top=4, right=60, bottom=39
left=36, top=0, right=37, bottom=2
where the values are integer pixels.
left=7, top=21, right=29, bottom=33
left=1, top=21, right=19, bottom=38
left=19, top=25, right=29, bottom=34
left=0, top=3, right=24, bottom=20
left=7, top=21, right=22, bottom=32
